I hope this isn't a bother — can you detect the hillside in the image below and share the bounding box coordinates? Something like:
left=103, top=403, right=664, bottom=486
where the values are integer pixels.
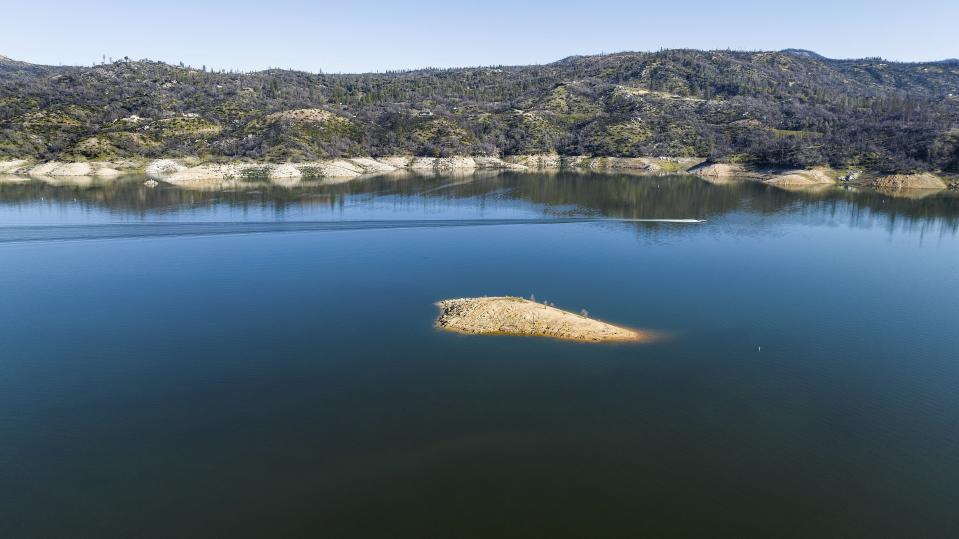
left=1, top=49, right=958, bottom=173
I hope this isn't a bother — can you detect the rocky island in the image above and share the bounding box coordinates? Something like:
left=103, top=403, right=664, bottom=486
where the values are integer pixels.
left=435, top=296, right=655, bottom=343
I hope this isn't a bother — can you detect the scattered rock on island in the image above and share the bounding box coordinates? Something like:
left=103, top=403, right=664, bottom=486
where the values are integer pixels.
left=435, top=296, right=656, bottom=343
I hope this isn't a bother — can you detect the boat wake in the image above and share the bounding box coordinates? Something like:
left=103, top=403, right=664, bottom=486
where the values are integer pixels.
left=0, top=218, right=704, bottom=244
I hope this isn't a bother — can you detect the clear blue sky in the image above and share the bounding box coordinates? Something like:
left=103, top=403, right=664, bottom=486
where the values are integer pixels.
left=4, top=0, right=956, bottom=72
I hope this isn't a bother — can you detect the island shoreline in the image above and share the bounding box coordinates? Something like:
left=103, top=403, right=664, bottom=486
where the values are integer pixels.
left=435, top=296, right=659, bottom=343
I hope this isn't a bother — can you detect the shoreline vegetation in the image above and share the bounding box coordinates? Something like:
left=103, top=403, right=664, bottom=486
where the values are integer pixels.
left=2, top=50, right=957, bottom=181
left=1, top=156, right=954, bottom=191
left=435, top=296, right=655, bottom=343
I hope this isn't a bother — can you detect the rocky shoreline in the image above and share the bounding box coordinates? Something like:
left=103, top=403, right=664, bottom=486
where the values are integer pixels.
left=688, top=162, right=955, bottom=191
left=0, top=155, right=954, bottom=191
left=0, top=155, right=696, bottom=181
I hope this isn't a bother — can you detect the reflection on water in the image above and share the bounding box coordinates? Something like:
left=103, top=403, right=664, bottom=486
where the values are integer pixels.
left=1, top=172, right=957, bottom=238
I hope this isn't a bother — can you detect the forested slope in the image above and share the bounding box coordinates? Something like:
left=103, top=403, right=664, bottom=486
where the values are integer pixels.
left=2, top=49, right=957, bottom=173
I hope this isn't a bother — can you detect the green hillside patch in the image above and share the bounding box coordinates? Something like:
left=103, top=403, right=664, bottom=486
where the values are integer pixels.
left=65, top=132, right=162, bottom=160
left=0, top=129, right=45, bottom=158
left=244, top=108, right=364, bottom=161
left=246, top=108, right=360, bottom=139
left=18, top=107, right=91, bottom=133
left=0, top=96, right=40, bottom=117
left=263, top=108, right=347, bottom=125
left=578, top=118, right=653, bottom=156
left=605, top=119, right=652, bottom=148
left=213, top=98, right=260, bottom=124
left=154, top=116, right=222, bottom=138
left=508, top=112, right=566, bottom=153
left=652, top=122, right=711, bottom=157
left=772, top=129, right=818, bottom=138
left=409, top=117, right=476, bottom=156
left=539, top=85, right=602, bottom=116
left=612, top=85, right=708, bottom=103
left=0, top=96, right=39, bottom=108
left=66, top=136, right=116, bottom=159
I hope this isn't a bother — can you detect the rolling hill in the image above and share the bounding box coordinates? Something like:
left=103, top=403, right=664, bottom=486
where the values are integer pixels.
left=1, top=49, right=957, bottom=173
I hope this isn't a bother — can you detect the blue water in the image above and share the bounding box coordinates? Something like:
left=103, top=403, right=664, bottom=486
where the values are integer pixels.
left=1, top=173, right=958, bottom=537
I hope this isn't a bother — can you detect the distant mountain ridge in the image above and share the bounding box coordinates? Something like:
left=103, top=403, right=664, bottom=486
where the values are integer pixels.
left=1, top=49, right=957, bottom=173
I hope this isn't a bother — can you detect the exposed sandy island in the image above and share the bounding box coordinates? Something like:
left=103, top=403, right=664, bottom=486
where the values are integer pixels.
left=435, top=296, right=656, bottom=343
left=871, top=173, right=947, bottom=190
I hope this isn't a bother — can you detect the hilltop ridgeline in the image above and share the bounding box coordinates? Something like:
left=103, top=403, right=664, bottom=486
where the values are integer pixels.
left=1, top=49, right=958, bottom=174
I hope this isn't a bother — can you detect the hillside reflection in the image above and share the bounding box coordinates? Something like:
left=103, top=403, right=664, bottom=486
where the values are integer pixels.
left=1, top=172, right=957, bottom=237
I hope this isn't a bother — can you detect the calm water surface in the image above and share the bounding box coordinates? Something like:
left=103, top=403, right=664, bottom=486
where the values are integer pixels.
left=1, top=172, right=958, bottom=537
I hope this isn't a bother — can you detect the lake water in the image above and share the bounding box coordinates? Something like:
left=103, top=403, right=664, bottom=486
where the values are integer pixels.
left=1, top=172, right=958, bottom=537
